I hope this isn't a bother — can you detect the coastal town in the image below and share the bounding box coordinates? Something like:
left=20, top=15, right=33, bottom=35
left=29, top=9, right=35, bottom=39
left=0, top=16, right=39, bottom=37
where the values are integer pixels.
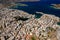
left=0, top=8, right=60, bottom=40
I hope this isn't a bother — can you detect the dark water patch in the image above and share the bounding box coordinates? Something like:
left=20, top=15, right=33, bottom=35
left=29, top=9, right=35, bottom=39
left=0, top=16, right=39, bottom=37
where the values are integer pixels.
left=57, top=22, right=60, bottom=25
left=10, top=1, right=60, bottom=18
left=35, top=13, right=42, bottom=18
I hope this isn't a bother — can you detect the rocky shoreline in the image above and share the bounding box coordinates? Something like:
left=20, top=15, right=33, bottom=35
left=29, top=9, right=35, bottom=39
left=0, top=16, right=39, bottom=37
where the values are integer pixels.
left=51, top=4, right=60, bottom=9
left=0, top=8, right=60, bottom=40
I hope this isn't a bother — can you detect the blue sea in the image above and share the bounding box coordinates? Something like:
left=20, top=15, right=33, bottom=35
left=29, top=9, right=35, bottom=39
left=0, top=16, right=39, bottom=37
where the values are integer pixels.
left=10, top=1, right=60, bottom=18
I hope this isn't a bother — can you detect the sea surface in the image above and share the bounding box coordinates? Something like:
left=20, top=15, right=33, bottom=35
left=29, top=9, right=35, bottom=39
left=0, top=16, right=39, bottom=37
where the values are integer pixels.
left=10, top=1, right=60, bottom=18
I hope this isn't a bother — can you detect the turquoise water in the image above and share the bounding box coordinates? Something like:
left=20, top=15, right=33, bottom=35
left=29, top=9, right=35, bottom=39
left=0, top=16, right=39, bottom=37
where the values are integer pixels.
left=10, top=1, right=60, bottom=18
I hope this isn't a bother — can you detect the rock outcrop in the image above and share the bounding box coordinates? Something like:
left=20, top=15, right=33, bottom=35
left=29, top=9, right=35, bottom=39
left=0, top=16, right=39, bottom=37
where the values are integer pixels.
left=51, top=4, right=60, bottom=9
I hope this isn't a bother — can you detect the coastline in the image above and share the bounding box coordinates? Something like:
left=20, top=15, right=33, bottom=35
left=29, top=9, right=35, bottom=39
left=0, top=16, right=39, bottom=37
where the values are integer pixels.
left=0, top=8, right=60, bottom=40
left=51, top=4, right=60, bottom=9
